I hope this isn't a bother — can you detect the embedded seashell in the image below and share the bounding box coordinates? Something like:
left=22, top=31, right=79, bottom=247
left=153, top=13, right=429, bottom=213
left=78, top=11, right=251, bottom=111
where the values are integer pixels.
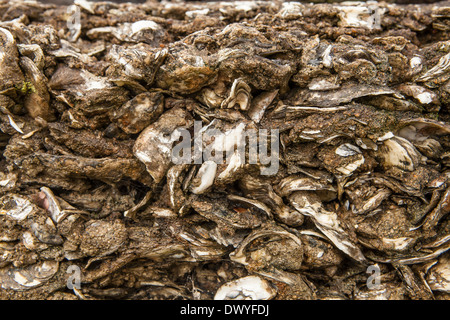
left=30, top=217, right=63, bottom=245
left=247, top=90, right=278, bottom=123
left=422, top=186, right=450, bottom=231
left=201, top=121, right=248, bottom=184
left=216, top=151, right=245, bottom=184
left=214, top=275, right=276, bottom=300
left=190, top=161, right=217, bottom=195
left=308, top=78, right=340, bottom=91
left=397, top=84, right=440, bottom=111
left=354, top=188, right=391, bottom=215
left=289, top=191, right=367, bottom=264
left=230, top=228, right=303, bottom=270
left=185, top=8, right=210, bottom=19
left=155, top=49, right=217, bottom=94
left=22, top=231, right=48, bottom=251
left=204, top=226, right=249, bottom=248
left=417, top=52, right=450, bottom=82
left=394, top=264, right=434, bottom=300
left=166, top=164, right=189, bottom=212
left=286, top=84, right=395, bottom=108
left=227, top=195, right=272, bottom=219
left=0, top=260, right=59, bottom=291
left=276, top=176, right=336, bottom=199
left=426, top=253, right=450, bottom=293
left=48, top=66, right=130, bottom=116
left=134, top=107, right=193, bottom=183
left=191, top=194, right=268, bottom=229
left=221, top=78, right=252, bottom=111
left=218, top=1, right=261, bottom=15
left=277, top=2, right=304, bottom=19
left=87, top=20, right=165, bottom=45
left=409, top=56, right=423, bottom=74
left=398, top=118, right=450, bottom=137
left=397, top=124, right=443, bottom=159
left=321, top=45, right=333, bottom=68
left=111, top=45, right=168, bottom=86
left=48, top=40, right=94, bottom=65
left=335, top=143, right=361, bottom=157
left=238, top=175, right=304, bottom=227
left=318, top=145, right=365, bottom=177
left=378, top=136, right=422, bottom=171
left=355, top=138, right=378, bottom=151
left=0, top=27, right=24, bottom=94
left=354, top=283, right=408, bottom=300
left=216, top=48, right=294, bottom=92
left=17, top=44, right=45, bottom=70
left=0, top=194, right=35, bottom=221
left=19, top=56, right=54, bottom=121
left=196, top=87, right=224, bottom=109
left=380, top=237, right=416, bottom=252
left=80, top=220, right=127, bottom=257
left=371, top=36, right=409, bottom=52
left=112, top=92, right=164, bottom=134
left=74, top=0, right=95, bottom=14
left=66, top=4, right=82, bottom=42
left=337, top=4, right=385, bottom=29
left=39, top=187, right=70, bottom=224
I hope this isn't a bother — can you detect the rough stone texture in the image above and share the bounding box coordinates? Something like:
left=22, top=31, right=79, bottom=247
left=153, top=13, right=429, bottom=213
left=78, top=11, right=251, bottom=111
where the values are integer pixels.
left=0, top=0, right=449, bottom=300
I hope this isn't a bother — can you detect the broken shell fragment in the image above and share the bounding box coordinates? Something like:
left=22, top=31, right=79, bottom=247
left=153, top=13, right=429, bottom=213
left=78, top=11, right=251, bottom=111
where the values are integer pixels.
left=191, top=194, right=268, bottom=229
left=276, top=175, right=336, bottom=200
left=248, top=90, right=278, bottom=123
left=0, top=194, right=34, bottom=221
left=337, top=4, right=385, bottom=29
left=0, top=260, right=59, bottom=291
left=214, top=275, right=276, bottom=300
left=221, top=78, right=252, bottom=111
left=87, top=20, right=166, bottom=45
left=417, top=52, right=450, bottom=83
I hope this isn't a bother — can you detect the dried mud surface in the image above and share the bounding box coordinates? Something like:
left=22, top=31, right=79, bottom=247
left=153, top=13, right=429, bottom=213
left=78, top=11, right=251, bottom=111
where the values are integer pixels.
left=0, top=0, right=449, bottom=300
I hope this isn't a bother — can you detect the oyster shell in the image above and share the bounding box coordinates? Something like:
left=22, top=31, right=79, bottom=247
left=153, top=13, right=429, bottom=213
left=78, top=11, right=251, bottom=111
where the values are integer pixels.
left=426, top=253, right=450, bottom=293
left=0, top=260, right=59, bottom=291
left=0, top=194, right=34, bottom=221
left=111, top=92, right=164, bottom=135
left=221, top=78, right=252, bottom=111
left=289, top=191, right=367, bottom=264
left=134, top=107, right=193, bottom=183
left=214, top=275, right=276, bottom=300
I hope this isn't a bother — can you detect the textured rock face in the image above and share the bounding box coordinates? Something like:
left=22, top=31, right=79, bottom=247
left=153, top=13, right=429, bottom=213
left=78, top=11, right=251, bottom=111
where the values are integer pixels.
left=0, top=0, right=449, bottom=300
